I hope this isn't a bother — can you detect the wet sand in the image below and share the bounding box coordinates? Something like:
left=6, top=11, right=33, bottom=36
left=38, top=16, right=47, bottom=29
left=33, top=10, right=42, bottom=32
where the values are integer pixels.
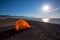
left=0, top=20, right=60, bottom=40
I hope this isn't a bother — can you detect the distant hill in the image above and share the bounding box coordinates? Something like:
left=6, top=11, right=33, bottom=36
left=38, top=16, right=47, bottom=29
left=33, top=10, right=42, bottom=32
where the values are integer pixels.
left=0, top=15, right=31, bottom=19
left=0, top=15, right=39, bottom=20
left=0, top=15, right=11, bottom=17
left=0, top=15, right=13, bottom=19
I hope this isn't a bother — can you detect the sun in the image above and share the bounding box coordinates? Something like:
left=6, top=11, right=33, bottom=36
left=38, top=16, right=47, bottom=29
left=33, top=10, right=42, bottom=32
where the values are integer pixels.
left=42, top=5, right=50, bottom=11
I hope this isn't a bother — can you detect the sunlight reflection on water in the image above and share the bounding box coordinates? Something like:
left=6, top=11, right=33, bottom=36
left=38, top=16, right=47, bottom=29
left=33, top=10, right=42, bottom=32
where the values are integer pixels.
left=42, top=18, right=50, bottom=22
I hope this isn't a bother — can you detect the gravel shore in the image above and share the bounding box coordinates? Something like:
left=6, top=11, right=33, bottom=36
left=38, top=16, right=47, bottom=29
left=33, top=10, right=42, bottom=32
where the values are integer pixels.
left=0, top=20, right=60, bottom=40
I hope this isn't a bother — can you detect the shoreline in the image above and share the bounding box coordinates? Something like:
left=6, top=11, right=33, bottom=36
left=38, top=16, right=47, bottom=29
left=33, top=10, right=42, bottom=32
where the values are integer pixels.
left=0, top=19, right=60, bottom=32
left=0, top=19, right=60, bottom=40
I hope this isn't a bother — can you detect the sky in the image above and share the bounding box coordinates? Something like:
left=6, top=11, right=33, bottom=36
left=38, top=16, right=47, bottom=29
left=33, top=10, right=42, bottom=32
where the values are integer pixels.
left=0, top=0, right=60, bottom=18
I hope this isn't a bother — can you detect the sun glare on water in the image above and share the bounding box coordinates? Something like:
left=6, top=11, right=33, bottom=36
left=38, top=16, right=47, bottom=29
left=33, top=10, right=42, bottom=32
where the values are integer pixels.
left=42, top=18, right=50, bottom=22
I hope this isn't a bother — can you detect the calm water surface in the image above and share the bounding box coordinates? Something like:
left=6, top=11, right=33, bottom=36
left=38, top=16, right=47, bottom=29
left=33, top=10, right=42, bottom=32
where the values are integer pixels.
left=28, top=18, right=60, bottom=24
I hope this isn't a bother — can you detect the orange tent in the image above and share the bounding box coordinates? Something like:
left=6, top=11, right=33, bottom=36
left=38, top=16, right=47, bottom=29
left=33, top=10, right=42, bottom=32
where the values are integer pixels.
left=14, top=19, right=31, bottom=30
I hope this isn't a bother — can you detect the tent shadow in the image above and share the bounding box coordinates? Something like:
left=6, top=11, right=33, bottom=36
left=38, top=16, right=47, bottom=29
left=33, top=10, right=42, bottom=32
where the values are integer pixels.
left=0, top=27, right=31, bottom=40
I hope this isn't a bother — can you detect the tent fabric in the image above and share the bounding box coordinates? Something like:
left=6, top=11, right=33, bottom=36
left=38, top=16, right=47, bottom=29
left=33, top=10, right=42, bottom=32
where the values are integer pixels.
left=14, top=19, right=31, bottom=30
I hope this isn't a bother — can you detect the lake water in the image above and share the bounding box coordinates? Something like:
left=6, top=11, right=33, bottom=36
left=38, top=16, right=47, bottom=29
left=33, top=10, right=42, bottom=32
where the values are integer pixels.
left=28, top=18, right=60, bottom=24
left=41, top=18, right=60, bottom=24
